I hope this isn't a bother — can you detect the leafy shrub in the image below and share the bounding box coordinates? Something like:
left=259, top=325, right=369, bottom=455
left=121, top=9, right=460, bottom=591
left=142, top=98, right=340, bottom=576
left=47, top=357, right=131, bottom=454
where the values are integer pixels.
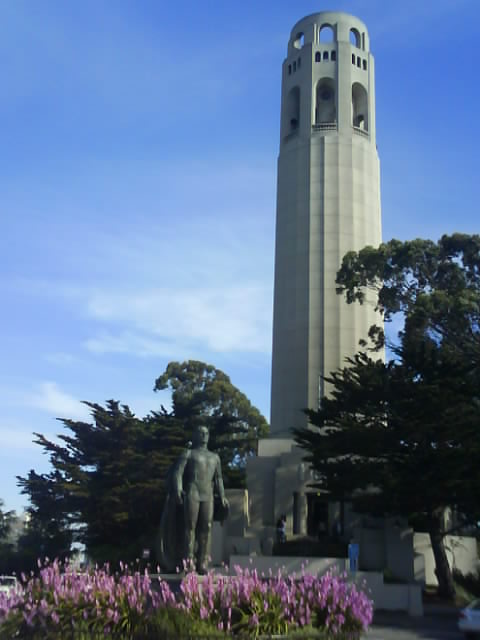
left=0, top=558, right=373, bottom=638
left=0, top=558, right=175, bottom=638
left=147, top=606, right=224, bottom=638
left=177, top=562, right=372, bottom=637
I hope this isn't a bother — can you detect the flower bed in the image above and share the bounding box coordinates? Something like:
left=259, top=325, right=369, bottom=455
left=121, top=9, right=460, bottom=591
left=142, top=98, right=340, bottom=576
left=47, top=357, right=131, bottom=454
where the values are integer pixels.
left=0, top=559, right=373, bottom=638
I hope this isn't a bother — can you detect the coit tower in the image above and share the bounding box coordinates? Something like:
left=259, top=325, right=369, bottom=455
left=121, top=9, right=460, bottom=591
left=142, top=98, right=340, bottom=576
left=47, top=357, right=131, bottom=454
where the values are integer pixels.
left=270, top=12, right=382, bottom=437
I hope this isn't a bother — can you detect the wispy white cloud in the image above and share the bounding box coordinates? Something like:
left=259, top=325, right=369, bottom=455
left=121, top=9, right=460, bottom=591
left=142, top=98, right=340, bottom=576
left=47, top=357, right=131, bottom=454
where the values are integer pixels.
left=28, top=382, right=91, bottom=421
left=3, top=153, right=274, bottom=360
left=85, top=283, right=272, bottom=356
left=84, top=331, right=187, bottom=359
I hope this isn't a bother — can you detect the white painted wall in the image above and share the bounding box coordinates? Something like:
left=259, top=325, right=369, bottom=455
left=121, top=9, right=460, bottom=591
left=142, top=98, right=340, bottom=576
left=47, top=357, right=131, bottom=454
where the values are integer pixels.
left=414, top=533, right=479, bottom=586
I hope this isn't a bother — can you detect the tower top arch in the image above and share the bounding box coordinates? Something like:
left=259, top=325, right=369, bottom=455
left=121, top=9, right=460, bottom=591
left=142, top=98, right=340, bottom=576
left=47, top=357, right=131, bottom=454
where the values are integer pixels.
left=287, top=11, right=370, bottom=56
left=271, top=11, right=381, bottom=437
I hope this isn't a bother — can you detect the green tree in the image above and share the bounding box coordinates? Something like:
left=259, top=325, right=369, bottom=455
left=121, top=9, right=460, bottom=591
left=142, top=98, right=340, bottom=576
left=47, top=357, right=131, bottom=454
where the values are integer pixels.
left=15, top=470, right=73, bottom=570
left=18, top=362, right=268, bottom=564
left=0, top=499, right=15, bottom=541
left=0, top=499, right=16, bottom=573
left=18, top=401, right=185, bottom=564
left=154, top=360, right=269, bottom=486
left=294, top=234, right=480, bottom=599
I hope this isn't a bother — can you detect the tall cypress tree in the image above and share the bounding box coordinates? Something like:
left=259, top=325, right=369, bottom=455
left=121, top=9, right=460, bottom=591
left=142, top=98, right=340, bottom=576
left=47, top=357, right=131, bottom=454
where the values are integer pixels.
left=18, top=362, right=268, bottom=564
left=294, top=234, right=480, bottom=599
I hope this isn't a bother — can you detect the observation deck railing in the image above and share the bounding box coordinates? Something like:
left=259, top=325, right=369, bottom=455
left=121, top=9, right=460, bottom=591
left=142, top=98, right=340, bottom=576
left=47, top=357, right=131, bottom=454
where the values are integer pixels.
left=312, top=122, right=337, bottom=132
left=353, top=126, right=369, bottom=138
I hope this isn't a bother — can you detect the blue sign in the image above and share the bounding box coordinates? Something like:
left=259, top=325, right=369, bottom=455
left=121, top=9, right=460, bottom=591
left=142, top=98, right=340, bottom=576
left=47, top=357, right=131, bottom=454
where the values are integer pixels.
left=348, top=543, right=359, bottom=572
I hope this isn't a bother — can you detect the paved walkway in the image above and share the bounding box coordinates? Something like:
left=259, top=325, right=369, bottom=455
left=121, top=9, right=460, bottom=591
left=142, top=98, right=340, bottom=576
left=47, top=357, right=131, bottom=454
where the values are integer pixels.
left=367, top=611, right=462, bottom=640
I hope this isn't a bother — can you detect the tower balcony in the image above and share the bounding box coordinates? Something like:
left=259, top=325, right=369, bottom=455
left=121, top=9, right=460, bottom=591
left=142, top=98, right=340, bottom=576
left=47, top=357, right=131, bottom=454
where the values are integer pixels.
left=353, top=126, right=369, bottom=138
left=312, top=122, right=337, bottom=132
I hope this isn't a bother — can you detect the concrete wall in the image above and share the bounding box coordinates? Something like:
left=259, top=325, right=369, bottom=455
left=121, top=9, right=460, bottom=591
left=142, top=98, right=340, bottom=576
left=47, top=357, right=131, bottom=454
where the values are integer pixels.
left=224, top=489, right=248, bottom=537
left=211, top=522, right=225, bottom=566
left=229, top=554, right=346, bottom=576
left=353, top=571, right=422, bottom=615
left=385, top=525, right=415, bottom=583
left=352, top=521, right=416, bottom=583
left=354, top=525, right=384, bottom=572
left=246, top=441, right=308, bottom=532
left=414, top=533, right=479, bottom=586
left=246, top=456, right=278, bottom=527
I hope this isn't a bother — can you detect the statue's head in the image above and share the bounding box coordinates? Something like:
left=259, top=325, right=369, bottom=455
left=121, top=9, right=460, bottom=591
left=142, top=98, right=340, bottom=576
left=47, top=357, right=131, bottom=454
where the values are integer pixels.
left=192, top=424, right=209, bottom=448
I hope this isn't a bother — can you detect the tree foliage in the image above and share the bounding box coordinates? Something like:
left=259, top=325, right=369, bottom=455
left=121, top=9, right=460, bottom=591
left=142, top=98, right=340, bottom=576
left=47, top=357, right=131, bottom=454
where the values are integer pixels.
left=18, top=402, right=186, bottom=565
left=154, top=360, right=269, bottom=486
left=15, top=469, right=73, bottom=569
left=294, top=234, right=480, bottom=598
left=0, top=499, right=17, bottom=573
left=17, top=361, right=268, bottom=564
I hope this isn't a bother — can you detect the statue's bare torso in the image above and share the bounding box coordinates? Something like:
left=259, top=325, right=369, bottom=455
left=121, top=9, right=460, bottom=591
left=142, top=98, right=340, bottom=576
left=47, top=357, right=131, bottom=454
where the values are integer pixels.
left=170, top=425, right=228, bottom=572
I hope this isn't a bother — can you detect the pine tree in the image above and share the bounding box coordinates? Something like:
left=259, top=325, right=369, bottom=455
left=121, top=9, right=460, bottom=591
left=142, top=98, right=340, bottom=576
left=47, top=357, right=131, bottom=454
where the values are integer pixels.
left=294, top=234, right=480, bottom=599
left=18, top=362, right=269, bottom=563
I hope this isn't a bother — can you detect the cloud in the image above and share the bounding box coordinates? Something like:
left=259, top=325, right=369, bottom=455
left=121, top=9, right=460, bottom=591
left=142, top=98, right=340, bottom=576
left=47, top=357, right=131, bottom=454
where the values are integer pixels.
left=85, top=283, right=272, bottom=356
left=1, top=151, right=275, bottom=364
left=84, top=331, right=185, bottom=359
left=28, top=382, right=91, bottom=421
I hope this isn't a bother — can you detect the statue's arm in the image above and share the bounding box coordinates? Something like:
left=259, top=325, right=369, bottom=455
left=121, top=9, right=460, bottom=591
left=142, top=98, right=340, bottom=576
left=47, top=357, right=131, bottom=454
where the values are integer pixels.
left=172, top=450, right=189, bottom=502
left=214, top=454, right=228, bottom=506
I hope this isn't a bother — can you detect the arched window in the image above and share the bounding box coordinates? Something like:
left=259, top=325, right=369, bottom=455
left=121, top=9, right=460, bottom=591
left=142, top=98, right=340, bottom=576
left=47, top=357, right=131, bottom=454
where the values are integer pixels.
left=362, top=59, right=367, bottom=70
left=331, top=51, right=336, bottom=61
left=293, top=32, right=304, bottom=49
left=323, top=51, right=329, bottom=61
left=288, top=64, right=292, bottom=75
left=350, top=28, right=361, bottom=48
left=319, top=24, right=334, bottom=43
left=293, top=61, right=296, bottom=72
left=357, top=56, right=361, bottom=67
left=352, top=82, right=368, bottom=131
left=352, top=53, right=355, bottom=65
left=315, top=52, right=321, bottom=63
left=315, top=78, right=336, bottom=125
left=286, top=86, right=300, bottom=134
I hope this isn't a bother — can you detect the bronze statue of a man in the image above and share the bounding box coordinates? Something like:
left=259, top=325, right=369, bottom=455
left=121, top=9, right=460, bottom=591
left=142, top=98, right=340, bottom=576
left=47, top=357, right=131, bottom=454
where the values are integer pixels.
left=171, top=425, right=229, bottom=573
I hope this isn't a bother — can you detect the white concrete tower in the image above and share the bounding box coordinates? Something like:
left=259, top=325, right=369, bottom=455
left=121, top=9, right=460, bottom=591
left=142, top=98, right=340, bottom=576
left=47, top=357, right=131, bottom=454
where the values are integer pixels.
left=270, top=11, right=382, bottom=437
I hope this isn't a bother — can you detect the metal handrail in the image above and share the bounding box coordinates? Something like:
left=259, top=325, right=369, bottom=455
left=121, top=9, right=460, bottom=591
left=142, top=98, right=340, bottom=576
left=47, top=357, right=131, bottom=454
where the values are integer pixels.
left=353, top=126, right=369, bottom=138
left=312, top=122, right=337, bottom=131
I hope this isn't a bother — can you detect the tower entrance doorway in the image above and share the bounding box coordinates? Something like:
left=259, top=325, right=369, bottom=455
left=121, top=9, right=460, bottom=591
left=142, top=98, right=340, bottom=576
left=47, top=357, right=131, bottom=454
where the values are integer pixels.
left=307, top=493, right=328, bottom=538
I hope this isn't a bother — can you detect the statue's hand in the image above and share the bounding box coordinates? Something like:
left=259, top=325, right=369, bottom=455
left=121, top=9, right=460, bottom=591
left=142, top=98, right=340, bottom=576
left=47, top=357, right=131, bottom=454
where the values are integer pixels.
left=221, top=497, right=229, bottom=509
left=175, top=490, right=184, bottom=505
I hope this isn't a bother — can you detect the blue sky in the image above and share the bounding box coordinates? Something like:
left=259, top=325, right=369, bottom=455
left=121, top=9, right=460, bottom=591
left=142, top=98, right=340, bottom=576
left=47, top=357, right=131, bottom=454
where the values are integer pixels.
left=1, top=0, right=479, bottom=513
